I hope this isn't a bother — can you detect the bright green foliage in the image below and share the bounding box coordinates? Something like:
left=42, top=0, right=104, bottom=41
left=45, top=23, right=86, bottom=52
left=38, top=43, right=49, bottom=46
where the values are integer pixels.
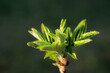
left=60, top=19, right=66, bottom=32
left=66, top=47, right=77, bottom=59
left=66, top=27, right=72, bottom=46
left=74, top=39, right=92, bottom=47
left=41, top=24, right=52, bottom=42
left=72, top=19, right=87, bottom=41
left=28, top=28, right=44, bottom=41
left=27, top=19, right=99, bottom=62
left=44, top=51, right=58, bottom=61
left=27, top=42, right=38, bottom=48
left=80, top=31, right=99, bottom=40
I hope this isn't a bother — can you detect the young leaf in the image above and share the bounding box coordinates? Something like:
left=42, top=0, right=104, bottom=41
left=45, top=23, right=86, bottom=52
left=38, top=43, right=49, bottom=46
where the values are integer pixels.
left=44, top=51, right=58, bottom=59
left=44, top=51, right=59, bottom=61
left=52, top=40, right=60, bottom=51
left=27, top=42, right=38, bottom=48
left=45, top=26, right=52, bottom=42
left=46, top=28, right=55, bottom=43
left=66, top=27, right=72, bottom=46
left=55, top=29, right=66, bottom=43
left=48, top=32, right=57, bottom=40
left=41, top=24, right=48, bottom=41
left=34, top=40, right=51, bottom=46
left=74, top=39, right=92, bottom=47
left=49, top=55, right=59, bottom=61
left=37, top=45, right=53, bottom=51
left=52, top=63, right=58, bottom=66
left=72, top=19, right=87, bottom=41
left=80, top=31, right=99, bottom=40
left=28, top=28, right=44, bottom=40
left=34, top=41, right=53, bottom=51
left=41, top=24, right=55, bottom=43
left=27, top=41, right=52, bottom=51
left=60, top=19, right=66, bottom=32
left=67, top=47, right=77, bottom=59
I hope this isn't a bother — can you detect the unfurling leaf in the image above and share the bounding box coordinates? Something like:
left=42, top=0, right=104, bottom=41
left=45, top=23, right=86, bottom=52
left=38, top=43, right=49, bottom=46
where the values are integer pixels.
left=52, top=63, right=58, bottom=66
left=66, top=27, right=72, bottom=46
left=80, top=31, right=99, bottom=40
left=60, top=19, right=66, bottom=32
left=37, top=45, right=53, bottom=51
left=66, top=47, right=77, bottom=59
left=41, top=24, right=50, bottom=42
left=28, top=28, right=44, bottom=40
left=55, top=29, right=66, bottom=43
left=27, top=42, right=38, bottom=48
left=74, top=39, right=92, bottom=47
left=48, top=32, right=57, bottom=40
left=72, top=19, right=87, bottom=41
left=34, top=40, right=51, bottom=46
left=44, top=51, right=59, bottom=61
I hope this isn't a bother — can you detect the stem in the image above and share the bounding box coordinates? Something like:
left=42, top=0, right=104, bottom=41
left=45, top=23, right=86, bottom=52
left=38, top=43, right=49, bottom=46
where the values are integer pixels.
left=60, top=69, right=65, bottom=73
left=59, top=66, right=66, bottom=73
left=56, top=57, right=68, bottom=73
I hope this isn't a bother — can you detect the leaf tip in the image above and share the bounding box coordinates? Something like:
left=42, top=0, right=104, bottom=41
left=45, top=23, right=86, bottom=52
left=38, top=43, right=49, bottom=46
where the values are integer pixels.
left=83, top=19, right=86, bottom=21
left=31, top=28, right=36, bottom=31
left=41, top=23, right=44, bottom=26
left=27, top=42, right=30, bottom=46
left=80, top=19, right=87, bottom=25
left=95, top=31, right=100, bottom=35
left=27, top=42, right=32, bottom=46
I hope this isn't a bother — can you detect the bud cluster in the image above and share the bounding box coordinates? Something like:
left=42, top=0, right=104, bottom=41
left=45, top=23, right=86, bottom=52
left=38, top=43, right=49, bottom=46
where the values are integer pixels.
left=56, top=57, right=69, bottom=73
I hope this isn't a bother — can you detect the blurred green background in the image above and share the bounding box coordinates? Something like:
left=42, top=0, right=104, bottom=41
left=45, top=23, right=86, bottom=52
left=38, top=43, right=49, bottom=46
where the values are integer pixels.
left=0, top=0, right=110, bottom=73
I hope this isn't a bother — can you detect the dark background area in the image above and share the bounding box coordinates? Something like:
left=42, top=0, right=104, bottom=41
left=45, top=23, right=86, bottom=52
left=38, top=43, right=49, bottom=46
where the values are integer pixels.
left=0, top=0, right=110, bottom=73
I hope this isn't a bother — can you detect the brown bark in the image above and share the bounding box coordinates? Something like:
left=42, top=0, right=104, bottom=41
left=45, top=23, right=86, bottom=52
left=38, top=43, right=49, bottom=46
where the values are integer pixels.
left=56, top=57, right=68, bottom=73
